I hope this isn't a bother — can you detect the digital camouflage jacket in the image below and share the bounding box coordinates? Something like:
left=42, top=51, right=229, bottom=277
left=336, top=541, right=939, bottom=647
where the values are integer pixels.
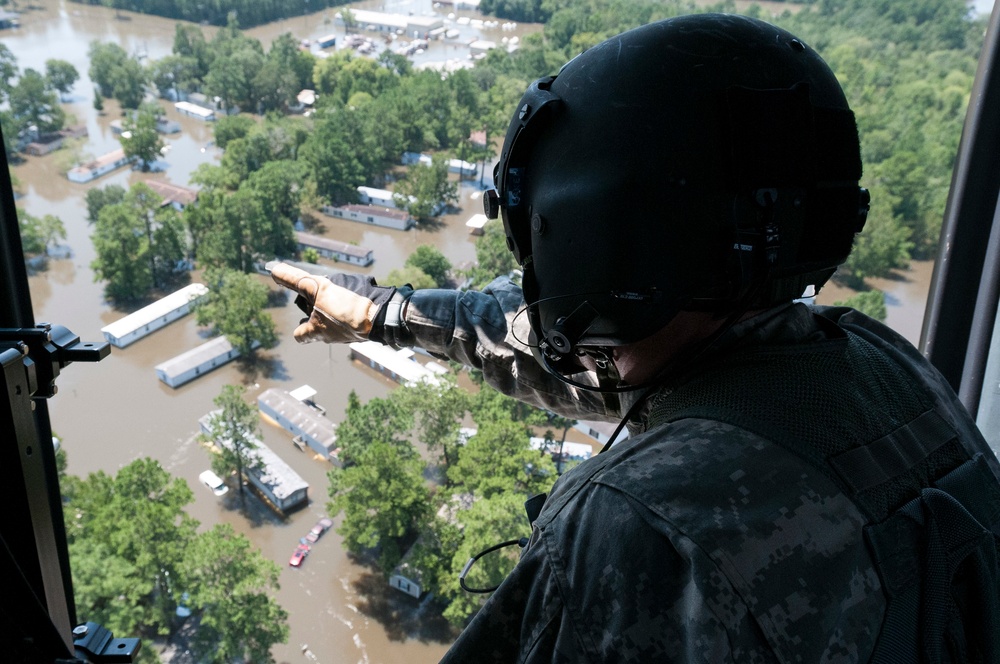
left=392, top=278, right=1000, bottom=663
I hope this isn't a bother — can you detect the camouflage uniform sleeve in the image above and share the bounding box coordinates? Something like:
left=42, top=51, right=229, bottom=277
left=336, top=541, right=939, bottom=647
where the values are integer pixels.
left=394, top=277, right=617, bottom=421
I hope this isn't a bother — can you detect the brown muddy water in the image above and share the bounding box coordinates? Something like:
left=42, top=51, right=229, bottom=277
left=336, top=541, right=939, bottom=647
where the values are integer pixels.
left=3, top=1, right=527, bottom=662
left=4, top=1, right=934, bottom=662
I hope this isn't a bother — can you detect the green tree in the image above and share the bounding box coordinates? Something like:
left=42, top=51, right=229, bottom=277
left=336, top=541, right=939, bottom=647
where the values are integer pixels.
left=9, top=68, right=65, bottom=134
left=65, top=458, right=198, bottom=640
left=88, top=41, right=129, bottom=98
left=396, top=374, right=471, bottom=470
left=334, top=390, right=414, bottom=464
left=18, top=210, right=66, bottom=257
left=835, top=289, right=888, bottom=322
left=93, top=87, right=104, bottom=113
left=465, top=220, right=518, bottom=288
left=85, top=184, right=127, bottom=224
left=90, top=184, right=187, bottom=300
left=393, top=155, right=458, bottom=221
left=195, top=268, right=277, bottom=356
left=0, top=43, right=17, bottom=102
left=213, top=113, right=256, bottom=149
left=201, top=384, right=264, bottom=499
left=328, top=439, right=431, bottom=574
left=448, top=418, right=555, bottom=499
left=148, top=53, right=199, bottom=100
left=440, top=492, right=528, bottom=625
left=44, top=59, right=79, bottom=98
left=385, top=265, right=436, bottom=291
left=406, top=245, right=452, bottom=287
left=842, top=195, right=913, bottom=287
left=110, top=57, right=149, bottom=110
left=302, top=247, right=319, bottom=263
left=120, top=108, right=164, bottom=171
left=181, top=524, right=289, bottom=663
left=91, top=203, right=154, bottom=301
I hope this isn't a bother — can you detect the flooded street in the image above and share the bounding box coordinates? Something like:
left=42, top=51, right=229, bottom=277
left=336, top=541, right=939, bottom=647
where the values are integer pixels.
left=5, top=1, right=939, bottom=662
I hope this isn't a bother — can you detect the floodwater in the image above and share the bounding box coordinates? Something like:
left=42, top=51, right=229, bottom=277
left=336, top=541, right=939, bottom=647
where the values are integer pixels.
left=816, top=260, right=936, bottom=347
left=4, top=1, right=938, bottom=662
left=3, top=1, right=533, bottom=662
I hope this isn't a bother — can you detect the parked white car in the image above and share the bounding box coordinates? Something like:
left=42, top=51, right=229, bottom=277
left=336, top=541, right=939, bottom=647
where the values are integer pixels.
left=199, top=470, right=229, bottom=496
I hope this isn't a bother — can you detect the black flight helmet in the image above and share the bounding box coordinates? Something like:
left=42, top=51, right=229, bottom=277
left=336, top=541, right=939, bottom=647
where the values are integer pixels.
left=483, top=14, right=869, bottom=377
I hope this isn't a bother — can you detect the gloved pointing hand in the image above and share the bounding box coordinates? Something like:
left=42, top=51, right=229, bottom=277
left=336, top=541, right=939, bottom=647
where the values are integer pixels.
left=268, top=262, right=400, bottom=345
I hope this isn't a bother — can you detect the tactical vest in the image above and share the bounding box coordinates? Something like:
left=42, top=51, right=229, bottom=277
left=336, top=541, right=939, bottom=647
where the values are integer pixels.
left=645, top=322, right=1000, bottom=663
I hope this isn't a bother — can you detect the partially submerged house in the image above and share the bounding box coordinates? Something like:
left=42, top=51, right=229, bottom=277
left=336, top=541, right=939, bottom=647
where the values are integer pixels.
left=321, top=203, right=414, bottom=231
left=174, top=101, right=215, bottom=121
left=465, top=213, right=488, bottom=236
left=144, top=180, right=199, bottom=210
left=23, top=125, right=88, bottom=156
left=257, top=385, right=341, bottom=465
left=199, top=411, right=310, bottom=513
left=348, top=341, right=443, bottom=386
left=101, top=283, right=208, bottom=348
left=155, top=336, right=248, bottom=388
left=295, top=230, right=375, bottom=266
left=67, top=148, right=133, bottom=183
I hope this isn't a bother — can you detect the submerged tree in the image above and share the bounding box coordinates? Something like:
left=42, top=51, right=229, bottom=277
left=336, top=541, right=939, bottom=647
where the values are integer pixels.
left=202, top=384, right=263, bottom=500
left=120, top=108, right=164, bottom=171
left=194, top=268, right=277, bottom=357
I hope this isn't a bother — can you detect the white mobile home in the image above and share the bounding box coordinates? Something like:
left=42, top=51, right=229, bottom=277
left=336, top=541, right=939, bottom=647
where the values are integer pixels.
left=155, top=336, right=246, bottom=388
left=295, top=231, right=375, bottom=265
left=174, top=101, right=215, bottom=121
left=199, top=411, right=310, bottom=513
left=322, top=203, right=415, bottom=231
left=389, top=547, right=424, bottom=598
left=349, top=341, right=440, bottom=386
left=101, top=283, right=208, bottom=348
left=67, top=148, right=133, bottom=183
left=258, top=386, right=341, bottom=465
left=465, top=213, right=489, bottom=235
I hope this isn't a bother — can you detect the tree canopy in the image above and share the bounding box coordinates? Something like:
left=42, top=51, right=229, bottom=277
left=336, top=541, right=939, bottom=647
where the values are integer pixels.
left=195, top=269, right=278, bottom=356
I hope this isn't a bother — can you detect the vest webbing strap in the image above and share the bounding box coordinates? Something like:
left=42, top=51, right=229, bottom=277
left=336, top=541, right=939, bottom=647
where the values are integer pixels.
left=828, top=410, right=958, bottom=494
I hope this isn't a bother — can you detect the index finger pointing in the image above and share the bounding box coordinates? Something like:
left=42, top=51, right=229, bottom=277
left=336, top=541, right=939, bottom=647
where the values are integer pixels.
left=269, top=262, right=320, bottom=300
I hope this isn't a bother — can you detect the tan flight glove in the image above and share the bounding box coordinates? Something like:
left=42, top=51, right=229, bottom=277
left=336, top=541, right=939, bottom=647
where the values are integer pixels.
left=268, top=262, right=401, bottom=344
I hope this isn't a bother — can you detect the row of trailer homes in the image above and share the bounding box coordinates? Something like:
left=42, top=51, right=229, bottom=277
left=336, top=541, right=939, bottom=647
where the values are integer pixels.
left=99, top=283, right=249, bottom=388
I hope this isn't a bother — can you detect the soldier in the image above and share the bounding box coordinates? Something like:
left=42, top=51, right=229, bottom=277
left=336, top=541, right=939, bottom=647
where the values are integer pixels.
left=271, top=14, right=1000, bottom=663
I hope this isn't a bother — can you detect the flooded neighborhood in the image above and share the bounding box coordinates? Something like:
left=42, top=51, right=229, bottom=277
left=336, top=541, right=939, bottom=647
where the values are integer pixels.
left=4, top=0, right=943, bottom=662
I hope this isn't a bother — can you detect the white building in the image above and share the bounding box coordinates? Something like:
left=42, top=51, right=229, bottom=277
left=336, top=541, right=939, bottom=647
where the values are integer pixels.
left=321, top=203, right=414, bottom=231
left=101, top=283, right=208, bottom=348
left=465, top=213, right=489, bottom=235
left=155, top=336, right=245, bottom=388
left=199, top=411, right=310, bottom=513
left=67, top=148, right=133, bottom=183
left=295, top=230, right=375, bottom=266
left=174, top=101, right=215, bottom=121
left=258, top=386, right=341, bottom=465
left=401, top=151, right=478, bottom=178
left=389, top=547, right=424, bottom=599
left=336, top=8, right=443, bottom=38
left=574, top=420, right=628, bottom=446
left=349, top=341, right=442, bottom=386
left=356, top=185, right=408, bottom=209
